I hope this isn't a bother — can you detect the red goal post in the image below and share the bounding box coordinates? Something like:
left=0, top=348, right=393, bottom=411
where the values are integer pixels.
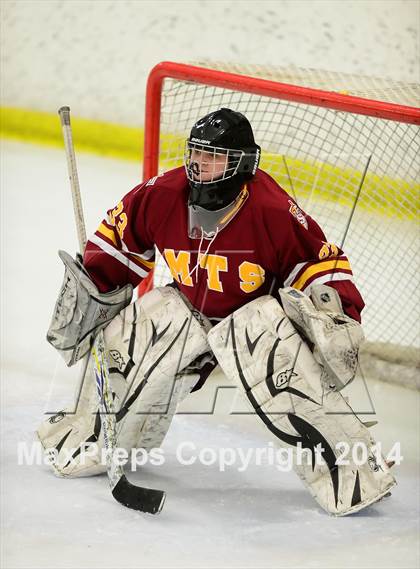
left=144, top=61, right=419, bottom=180
left=141, top=61, right=420, bottom=375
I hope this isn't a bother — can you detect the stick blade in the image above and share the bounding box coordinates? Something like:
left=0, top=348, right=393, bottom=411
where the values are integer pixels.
left=112, top=475, right=166, bottom=515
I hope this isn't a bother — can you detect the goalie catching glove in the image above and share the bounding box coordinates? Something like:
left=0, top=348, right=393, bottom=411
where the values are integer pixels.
left=46, top=250, right=133, bottom=366
left=279, top=285, right=364, bottom=390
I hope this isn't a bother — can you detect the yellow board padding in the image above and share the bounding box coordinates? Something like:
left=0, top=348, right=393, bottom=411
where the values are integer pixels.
left=1, top=107, right=418, bottom=220
left=259, top=153, right=419, bottom=220
left=157, top=146, right=419, bottom=220
left=0, top=107, right=144, bottom=161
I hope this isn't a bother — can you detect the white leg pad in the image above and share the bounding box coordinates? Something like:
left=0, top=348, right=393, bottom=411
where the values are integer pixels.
left=37, top=287, right=211, bottom=477
left=207, top=295, right=396, bottom=516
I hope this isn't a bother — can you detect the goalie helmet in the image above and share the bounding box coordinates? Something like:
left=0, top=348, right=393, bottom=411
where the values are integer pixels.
left=185, top=108, right=261, bottom=237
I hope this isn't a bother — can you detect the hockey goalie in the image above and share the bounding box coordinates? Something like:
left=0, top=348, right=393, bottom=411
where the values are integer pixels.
left=38, top=108, right=396, bottom=516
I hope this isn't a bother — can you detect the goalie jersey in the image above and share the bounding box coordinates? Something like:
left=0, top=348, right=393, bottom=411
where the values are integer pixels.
left=83, top=167, right=364, bottom=321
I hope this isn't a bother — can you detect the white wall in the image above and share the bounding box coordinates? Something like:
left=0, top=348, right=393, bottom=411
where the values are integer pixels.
left=1, top=0, right=418, bottom=126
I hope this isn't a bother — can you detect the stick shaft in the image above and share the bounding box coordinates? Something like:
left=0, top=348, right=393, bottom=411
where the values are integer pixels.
left=57, top=106, right=164, bottom=512
left=58, top=106, right=87, bottom=252
left=57, top=106, right=117, bottom=476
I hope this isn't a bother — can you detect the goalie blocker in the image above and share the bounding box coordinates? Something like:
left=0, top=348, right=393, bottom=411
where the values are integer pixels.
left=207, top=291, right=396, bottom=516
left=47, top=250, right=133, bottom=366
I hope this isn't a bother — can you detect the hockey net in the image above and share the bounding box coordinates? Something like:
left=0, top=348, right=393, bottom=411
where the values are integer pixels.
left=143, top=61, right=420, bottom=384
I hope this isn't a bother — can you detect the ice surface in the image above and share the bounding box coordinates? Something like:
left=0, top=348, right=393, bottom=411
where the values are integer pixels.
left=1, top=140, right=419, bottom=568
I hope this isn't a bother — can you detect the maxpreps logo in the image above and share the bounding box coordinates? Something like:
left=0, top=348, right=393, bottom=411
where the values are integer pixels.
left=288, top=200, right=308, bottom=230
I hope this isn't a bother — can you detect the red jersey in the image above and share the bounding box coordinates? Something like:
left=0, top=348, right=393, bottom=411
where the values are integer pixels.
left=83, top=167, right=364, bottom=322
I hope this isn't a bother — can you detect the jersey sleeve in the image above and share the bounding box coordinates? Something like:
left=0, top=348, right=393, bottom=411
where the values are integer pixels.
left=273, top=199, right=365, bottom=322
left=83, top=182, right=156, bottom=293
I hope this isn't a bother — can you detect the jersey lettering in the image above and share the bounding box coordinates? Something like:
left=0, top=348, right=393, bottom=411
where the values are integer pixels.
left=239, top=261, right=265, bottom=293
left=318, top=242, right=339, bottom=260
left=163, top=250, right=265, bottom=294
left=199, top=254, right=228, bottom=292
left=108, top=201, right=128, bottom=240
left=288, top=199, right=308, bottom=230
left=163, top=249, right=193, bottom=286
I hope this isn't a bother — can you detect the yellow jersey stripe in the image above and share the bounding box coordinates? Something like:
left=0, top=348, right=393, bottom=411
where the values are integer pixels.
left=303, top=272, right=354, bottom=293
left=97, top=222, right=118, bottom=247
left=128, top=252, right=155, bottom=270
left=96, top=223, right=154, bottom=269
left=219, top=186, right=248, bottom=225
left=292, top=259, right=352, bottom=290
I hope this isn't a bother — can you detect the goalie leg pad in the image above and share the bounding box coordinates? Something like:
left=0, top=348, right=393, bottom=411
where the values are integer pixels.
left=207, top=296, right=396, bottom=516
left=138, top=352, right=216, bottom=451
left=37, top=287, right=211, bottom=477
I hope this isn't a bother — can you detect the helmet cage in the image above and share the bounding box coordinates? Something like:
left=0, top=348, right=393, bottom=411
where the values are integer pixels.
left=184, top=141, right=258, bottom=185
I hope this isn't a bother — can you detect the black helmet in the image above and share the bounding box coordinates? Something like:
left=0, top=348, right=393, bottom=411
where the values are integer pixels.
left=185, top=108, right=261, bottom=211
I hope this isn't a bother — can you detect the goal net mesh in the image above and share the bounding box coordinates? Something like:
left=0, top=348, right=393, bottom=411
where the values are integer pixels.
left=148, top=62, right=420, bottom=363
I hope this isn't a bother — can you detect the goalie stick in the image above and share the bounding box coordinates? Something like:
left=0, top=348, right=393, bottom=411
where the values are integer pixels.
left=58, top=106, right=165, bottom=514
